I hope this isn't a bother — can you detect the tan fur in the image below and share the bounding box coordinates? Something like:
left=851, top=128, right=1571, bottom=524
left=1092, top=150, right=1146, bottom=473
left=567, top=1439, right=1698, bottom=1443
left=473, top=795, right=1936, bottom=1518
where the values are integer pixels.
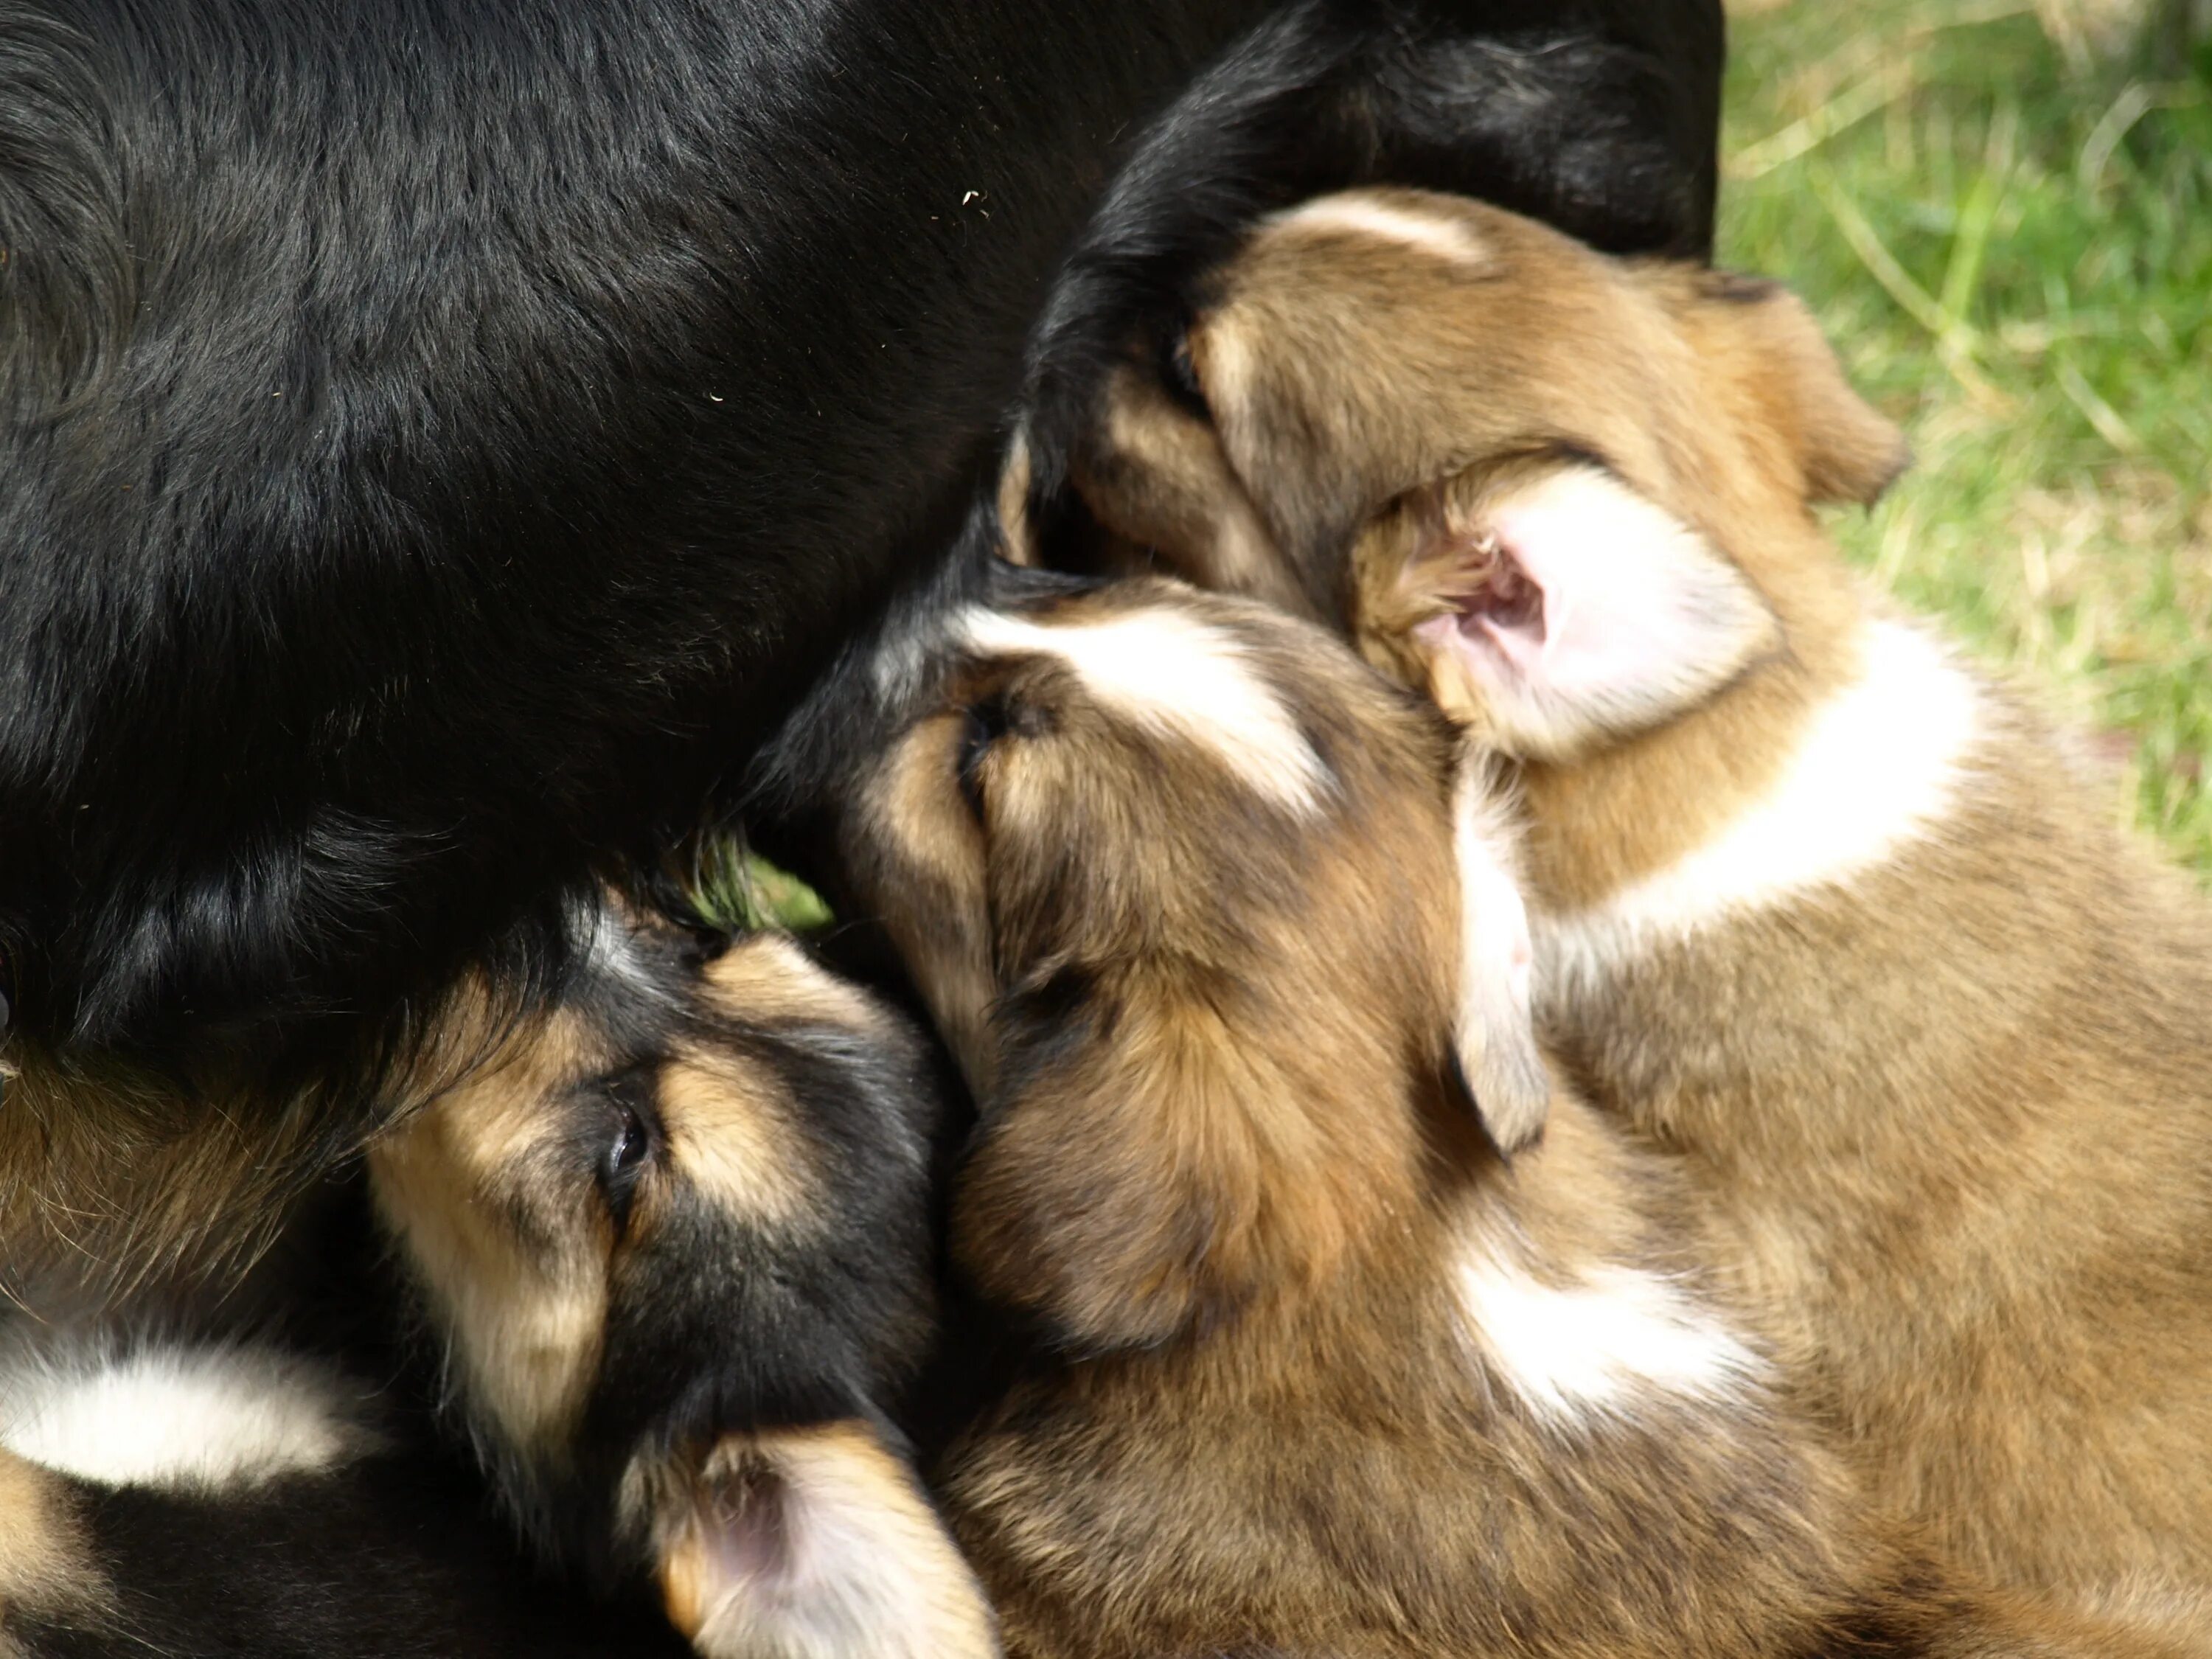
left=657, top=1053, right=817, bottom=1233
left=1068, top=366, right=1315, bottom=615
left=0, top=974, right=531, bottom=1316
left=698, top=933, right=889, bottom=1037
left=1063, top=186, right=2212, bottom=1600
left=997, top=431, right=1038, bottom=567
left=366, top=936, right=858, bottom=1454
left=0, top=1451, right=108, bottom=1635
left=0, top=1052, right=335, bottom=1315
left=369, top=1006, right=615, bottom=1456
left=835, top=577, right=2194, bottom=1658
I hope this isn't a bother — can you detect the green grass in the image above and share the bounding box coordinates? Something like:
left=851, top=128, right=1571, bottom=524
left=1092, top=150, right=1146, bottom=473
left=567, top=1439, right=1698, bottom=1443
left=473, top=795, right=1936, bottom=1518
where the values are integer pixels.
left=1720, top=0, right=2212, bottom=871
left=692, top=843, right=835, bottom=933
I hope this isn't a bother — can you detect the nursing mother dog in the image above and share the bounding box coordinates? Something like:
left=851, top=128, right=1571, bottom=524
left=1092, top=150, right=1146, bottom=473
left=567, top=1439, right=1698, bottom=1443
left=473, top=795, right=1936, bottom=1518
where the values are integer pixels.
left=762, top=557, right=2195, bottom=1658
left=1061, top=188, right=2212, bottom=1603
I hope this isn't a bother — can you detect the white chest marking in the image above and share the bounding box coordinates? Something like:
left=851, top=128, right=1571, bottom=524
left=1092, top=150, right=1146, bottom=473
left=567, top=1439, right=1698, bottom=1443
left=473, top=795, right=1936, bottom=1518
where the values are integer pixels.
left=1455, top=1244, right=1761, bottom=1424
left=0, top=1338, right=378, bottom=1492
left=959, top=607, right=1327, bottom=813
left=1537, top=619, right=1980, bottom=999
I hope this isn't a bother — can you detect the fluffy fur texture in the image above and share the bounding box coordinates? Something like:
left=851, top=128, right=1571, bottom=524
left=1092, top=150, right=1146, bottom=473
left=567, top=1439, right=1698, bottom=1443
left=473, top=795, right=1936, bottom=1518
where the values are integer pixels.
left=2, top=905, right=985, bottom=1658
left=0, top=2, right=1722, bottom=1288
left=796, top=568, right=2192, bottom=1658
left=368, top=917, right=990, bottom=1658
left=0, top=1336, right=379, bottom=1492
left=1057, top=187, right=2212, bottom=1603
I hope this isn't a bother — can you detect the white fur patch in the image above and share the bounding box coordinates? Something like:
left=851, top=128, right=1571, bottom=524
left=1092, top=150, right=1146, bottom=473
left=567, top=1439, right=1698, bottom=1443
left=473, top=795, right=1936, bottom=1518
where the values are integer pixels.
left=1450, top=766, right=1550, bottom=1152
left=1455, top=1242, right=1761, bottom=1424
left=1271, top=194, right=1487, bottom=266
left=1538, top=618, right=1981, bottom=998
left=0, top=1336, right=378, bottom=1492
left=959, top=606, right=1328, bottom=813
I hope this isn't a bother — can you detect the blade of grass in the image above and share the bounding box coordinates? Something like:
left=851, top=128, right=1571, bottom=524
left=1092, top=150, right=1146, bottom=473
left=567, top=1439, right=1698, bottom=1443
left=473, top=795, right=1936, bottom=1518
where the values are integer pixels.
left=2053, top=355, right=2142, bottom=451
left=1935, top=101, right=2015, bottom=334
left=1806, top=161, right=2004, bottom=402
left=1730, top=64, right=1916, bottom=181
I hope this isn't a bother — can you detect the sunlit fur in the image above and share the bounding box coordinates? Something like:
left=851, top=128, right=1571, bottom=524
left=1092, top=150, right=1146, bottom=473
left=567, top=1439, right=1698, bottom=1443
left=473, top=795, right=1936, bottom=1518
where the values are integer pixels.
left=816, top=571, right=2183, bottom=1659
left=1062, top=185, right=2212, bottom=1601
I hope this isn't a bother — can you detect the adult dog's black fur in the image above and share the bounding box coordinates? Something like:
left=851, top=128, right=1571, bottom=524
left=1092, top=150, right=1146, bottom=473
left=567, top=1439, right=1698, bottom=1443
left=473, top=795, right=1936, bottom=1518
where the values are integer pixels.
left=0, top=0, right=1721, bottom=1145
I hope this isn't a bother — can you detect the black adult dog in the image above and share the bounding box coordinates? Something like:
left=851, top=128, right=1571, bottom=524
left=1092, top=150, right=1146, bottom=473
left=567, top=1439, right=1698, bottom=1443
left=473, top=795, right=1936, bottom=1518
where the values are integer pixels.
left=0, top=0, right=1721, bottom=1257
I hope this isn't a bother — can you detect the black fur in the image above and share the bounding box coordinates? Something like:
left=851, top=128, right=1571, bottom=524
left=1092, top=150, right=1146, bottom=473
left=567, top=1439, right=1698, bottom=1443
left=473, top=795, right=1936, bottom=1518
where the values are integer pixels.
left=0, top=0, right=1722, bottom=1135
left=15, top=1453, right=696, bottom=1659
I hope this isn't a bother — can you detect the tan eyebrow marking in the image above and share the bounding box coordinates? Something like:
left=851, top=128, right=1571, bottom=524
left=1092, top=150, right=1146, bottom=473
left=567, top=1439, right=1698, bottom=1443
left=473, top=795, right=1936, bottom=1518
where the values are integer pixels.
left=655, top=1048, right=815, bottom=1234
left=700, top=935, right=886, bottom=1034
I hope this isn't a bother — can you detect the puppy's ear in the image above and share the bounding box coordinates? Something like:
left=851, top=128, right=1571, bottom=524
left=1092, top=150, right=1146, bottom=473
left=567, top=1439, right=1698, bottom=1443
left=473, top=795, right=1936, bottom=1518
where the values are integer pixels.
left=1685, top=273, right=1910, bottom=507
left=1447, top=763, right=1550, bottom=1155
left=650, top=1421, right=997, bottom=1659
left=954, top=973, right=1332, bottom=1351
left=1069, top=364, right=1313, bottom=615
left=1402, top=464, right=1781, bottom=759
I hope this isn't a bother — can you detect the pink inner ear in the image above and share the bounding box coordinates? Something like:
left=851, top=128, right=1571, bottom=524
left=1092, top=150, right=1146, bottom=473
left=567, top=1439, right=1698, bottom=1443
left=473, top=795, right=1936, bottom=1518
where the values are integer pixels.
left=666, top=1423, right=998, bottom=1659
left=1411, top=465, right=1777, bottom=755
left=695, top=1460, right=793, bottom=1593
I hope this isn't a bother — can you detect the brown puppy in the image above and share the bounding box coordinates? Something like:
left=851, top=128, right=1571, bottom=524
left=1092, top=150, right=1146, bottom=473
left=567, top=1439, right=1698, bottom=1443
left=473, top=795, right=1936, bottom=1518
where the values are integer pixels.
left=824, top=566, right=2194, bottom=1659
left=1062, top=186, right=2212, bottom=1601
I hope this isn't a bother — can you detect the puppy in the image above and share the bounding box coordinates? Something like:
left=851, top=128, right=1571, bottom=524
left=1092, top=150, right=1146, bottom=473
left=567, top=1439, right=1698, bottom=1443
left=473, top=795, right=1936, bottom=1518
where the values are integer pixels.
left=807, top=562, right=2192, bottom=1659
left=1062, top=187, right=2212, bottom=1599
left=1, top=907, right=992, bottom=1659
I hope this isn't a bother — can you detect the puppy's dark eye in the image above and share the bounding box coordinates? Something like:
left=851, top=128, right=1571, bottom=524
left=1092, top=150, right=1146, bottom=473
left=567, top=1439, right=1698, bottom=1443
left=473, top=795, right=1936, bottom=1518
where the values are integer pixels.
left=609, top=1105, right=650, bottom=1177
left=598, top=1092, right=655, bottom=1231
left=1158, top=322, right=1210, bottom=422
left=957, top=700, right=1008, bottom=818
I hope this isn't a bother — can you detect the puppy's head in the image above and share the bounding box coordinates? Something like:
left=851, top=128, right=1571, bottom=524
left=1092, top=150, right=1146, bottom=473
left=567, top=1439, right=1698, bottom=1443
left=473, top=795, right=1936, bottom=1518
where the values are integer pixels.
left=1071, top=188, right=1907, bottom=759
left=833, top=568, right=1549, bottom=1350
left=368, top=908, right=993, bottom=1659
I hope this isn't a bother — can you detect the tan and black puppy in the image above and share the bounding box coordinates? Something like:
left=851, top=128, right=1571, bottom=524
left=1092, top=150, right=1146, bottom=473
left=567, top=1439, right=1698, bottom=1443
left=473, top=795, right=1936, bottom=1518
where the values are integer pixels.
left=367, top=912, right=994, bottom=1659
left=1, top=906, right=993, bottom=1659
left=1062, top=186, right=2212, bottom=1601
left=817, top=563, right=2195, bottom=1659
